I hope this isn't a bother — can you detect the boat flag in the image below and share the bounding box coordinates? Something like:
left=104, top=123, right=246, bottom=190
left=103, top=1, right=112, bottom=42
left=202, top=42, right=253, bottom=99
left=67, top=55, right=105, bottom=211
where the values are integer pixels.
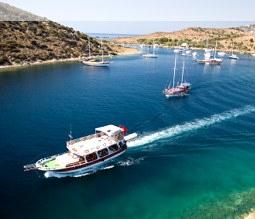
left=120, top=125, right=128, bottom=134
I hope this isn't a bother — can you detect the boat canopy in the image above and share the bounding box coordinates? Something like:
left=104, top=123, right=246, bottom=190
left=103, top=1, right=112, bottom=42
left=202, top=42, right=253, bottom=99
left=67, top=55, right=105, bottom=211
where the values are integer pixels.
left=95, top=125, right=122, bottom=136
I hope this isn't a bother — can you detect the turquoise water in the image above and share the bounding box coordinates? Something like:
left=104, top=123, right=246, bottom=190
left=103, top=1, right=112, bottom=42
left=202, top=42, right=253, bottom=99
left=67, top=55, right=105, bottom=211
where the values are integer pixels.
left=1, top=49, right=255, bottom=219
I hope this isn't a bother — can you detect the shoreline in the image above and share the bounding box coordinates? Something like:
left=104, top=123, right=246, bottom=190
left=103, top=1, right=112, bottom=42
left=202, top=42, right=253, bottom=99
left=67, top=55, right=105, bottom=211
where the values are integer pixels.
left=1, top=46, right=253, bottom=70
left=0, top=47, right=141, bottom=70
left=0, top=57, right=82, bottom=70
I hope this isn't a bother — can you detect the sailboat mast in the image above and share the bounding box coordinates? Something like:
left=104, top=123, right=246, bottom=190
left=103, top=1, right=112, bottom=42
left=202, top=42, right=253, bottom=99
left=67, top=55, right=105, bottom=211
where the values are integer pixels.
left=153, top=39, right=155, bottom=55
left=88, top=40, right=91, bottom=58
left=172, top=57, right=177, bottom=88
left=214, top=41, right=217, bottom=59
left=181, top=61, right=185, bottom=84
left=101, top=39, right=104, bottom=62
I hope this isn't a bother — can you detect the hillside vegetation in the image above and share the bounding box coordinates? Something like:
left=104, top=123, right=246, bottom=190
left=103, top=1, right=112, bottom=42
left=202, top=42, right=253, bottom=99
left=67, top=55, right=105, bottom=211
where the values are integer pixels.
left=114, top=27, right=255, bottom=53
left=0, top=21, right=117, bottom=66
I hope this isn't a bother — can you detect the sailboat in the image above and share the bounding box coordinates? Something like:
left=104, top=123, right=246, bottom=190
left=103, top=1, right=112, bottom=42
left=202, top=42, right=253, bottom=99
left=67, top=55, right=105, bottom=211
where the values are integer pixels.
left=83, top=39, right=111, bottom=67
left=163, top=58, right=191, bottom=98
left=228, top=42, right=239, bottom=60
left=197, top=41, right=223, bottom=65
left=143, top=41, right=158, bottom=58
left=173, top=40, right=181, bottom=53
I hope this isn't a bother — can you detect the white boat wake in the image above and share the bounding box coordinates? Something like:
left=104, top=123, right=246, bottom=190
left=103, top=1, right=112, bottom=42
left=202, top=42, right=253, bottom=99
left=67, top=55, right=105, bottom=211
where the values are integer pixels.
left=128, top=105, right=255, bottom=147
left=116, top=157, right=144, bottom=167
left=44, top=105, right=255, bottom=178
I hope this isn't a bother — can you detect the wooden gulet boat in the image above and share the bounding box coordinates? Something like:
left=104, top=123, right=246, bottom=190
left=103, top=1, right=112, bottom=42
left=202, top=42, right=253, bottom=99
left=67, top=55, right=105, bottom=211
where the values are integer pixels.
left=24, top=125, right=137, bottom=174
left=163, top=59, right=191, bottom=98
left=83, top=39, right=111, bottom=67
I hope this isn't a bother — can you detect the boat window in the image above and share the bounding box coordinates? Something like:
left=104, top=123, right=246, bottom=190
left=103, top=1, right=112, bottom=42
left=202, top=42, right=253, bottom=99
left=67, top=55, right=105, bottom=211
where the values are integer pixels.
left=118, top=141, right=125, bottom=148
left=79, top=156, right=85, bottom=162
left=86, top=153, right=98, bottom=162
left=115, top=133, right=123, bottom=141
left=98, top=148, right=109, bottom=158
left=108, top=144, right=119, bottom=152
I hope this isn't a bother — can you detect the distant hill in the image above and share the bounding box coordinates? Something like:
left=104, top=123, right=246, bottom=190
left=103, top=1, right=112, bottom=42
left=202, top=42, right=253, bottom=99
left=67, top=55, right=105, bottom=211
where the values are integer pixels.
left=0, top=2, right=123, bottom=67
left=236, top=24, right=255, bottom=33
left=114, top=26, right=255, bottom=53
left=0, top=21, right=118, bottom=66
left=0, top=2, right=47, bottom=21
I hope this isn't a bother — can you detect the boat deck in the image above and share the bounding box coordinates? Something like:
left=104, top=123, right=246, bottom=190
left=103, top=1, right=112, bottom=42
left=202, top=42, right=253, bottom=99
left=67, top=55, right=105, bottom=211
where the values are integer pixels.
left=67, top=134, right=120, bottom=156
left=42, top=159, right=63, bottom=169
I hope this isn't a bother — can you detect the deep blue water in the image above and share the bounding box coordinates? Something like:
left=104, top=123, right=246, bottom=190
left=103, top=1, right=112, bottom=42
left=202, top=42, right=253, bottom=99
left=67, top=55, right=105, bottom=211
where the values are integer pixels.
left=1, top=49, right=255, bottom=219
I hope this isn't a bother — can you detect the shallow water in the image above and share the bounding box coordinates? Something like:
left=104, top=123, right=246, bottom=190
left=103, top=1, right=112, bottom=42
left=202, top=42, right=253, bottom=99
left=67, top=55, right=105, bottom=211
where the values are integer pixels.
left=1, top=49, right=255, bottom=218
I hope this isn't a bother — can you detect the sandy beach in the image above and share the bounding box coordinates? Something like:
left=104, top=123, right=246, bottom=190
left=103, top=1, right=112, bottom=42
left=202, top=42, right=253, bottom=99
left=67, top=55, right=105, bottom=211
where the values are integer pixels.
left=244, top=210, right=255, bottom=219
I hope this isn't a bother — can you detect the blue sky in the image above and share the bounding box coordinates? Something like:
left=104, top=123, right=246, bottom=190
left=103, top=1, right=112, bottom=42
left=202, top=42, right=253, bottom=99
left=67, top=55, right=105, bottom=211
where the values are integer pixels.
left=1, top=0, right=255, bottom=34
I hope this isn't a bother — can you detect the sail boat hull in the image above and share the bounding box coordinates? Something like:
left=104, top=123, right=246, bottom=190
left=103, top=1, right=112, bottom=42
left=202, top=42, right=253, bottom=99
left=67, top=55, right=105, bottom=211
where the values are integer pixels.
left=143, top=54, right=158, bottom=58
left=163, top=88, right=190, bottom=98
left=83, top=60, right=110, bottom=67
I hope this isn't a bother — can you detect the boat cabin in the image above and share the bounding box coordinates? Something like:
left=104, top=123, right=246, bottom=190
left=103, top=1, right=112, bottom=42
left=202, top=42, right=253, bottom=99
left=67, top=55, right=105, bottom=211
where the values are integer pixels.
left=63, top=125, right=126, bottom=167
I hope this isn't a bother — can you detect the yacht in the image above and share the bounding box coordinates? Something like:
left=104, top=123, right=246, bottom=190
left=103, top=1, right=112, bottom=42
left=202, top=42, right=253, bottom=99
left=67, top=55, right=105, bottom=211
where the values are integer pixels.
left=24, top=125, right=137, bottom=174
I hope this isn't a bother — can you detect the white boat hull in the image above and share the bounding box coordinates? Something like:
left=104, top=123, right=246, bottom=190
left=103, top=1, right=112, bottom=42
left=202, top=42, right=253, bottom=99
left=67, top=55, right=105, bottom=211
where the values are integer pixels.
left=83, top=60, right=110, bottom=67
left=44, top=149, right=126, bottom=174
left=143, top=54, right=158, bottom=58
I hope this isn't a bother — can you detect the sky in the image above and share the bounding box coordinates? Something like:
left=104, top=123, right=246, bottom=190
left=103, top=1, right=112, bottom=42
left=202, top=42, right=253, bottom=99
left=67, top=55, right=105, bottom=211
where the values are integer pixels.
left=1, top=0, right=255, bottom=34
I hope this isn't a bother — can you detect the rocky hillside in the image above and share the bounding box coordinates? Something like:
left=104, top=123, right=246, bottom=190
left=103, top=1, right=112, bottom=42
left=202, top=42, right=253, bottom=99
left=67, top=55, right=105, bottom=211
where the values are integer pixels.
left=114, top=27, right=255, bottom=53
left=0, top=21, right=117, bottom=66
left=237, top=24, right=255, bottom=33
left=0, top=2, right=47, bottom=21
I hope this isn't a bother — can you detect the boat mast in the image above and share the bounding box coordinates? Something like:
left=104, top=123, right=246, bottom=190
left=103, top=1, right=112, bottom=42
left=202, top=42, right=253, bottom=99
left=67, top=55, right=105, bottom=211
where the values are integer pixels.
left=88, top=40, right=91, bottom=58
left=172, top=57, right=177, bottom=88
left=153, top=39, right=155, bottom=55
left=101, top=38, right=104, bottom=62
left=214, top=41, right=217, bottom=59
left=181, top=60, right=185, bottom=84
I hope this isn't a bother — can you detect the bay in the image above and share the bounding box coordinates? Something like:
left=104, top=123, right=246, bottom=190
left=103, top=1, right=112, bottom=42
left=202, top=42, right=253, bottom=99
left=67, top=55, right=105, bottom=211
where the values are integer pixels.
left=1, top=48, right=255, bottom=219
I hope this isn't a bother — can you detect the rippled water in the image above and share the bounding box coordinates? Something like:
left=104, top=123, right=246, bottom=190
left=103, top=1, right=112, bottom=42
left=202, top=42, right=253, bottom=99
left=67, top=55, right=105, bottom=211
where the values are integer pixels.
left=1, top=49, right=255, bottom=219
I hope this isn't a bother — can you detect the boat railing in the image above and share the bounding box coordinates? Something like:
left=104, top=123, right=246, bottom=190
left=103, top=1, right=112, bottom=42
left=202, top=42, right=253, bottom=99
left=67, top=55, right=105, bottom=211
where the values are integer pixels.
left=23, top=152, right=67, bottom=171
left=36, top=152, right=66, bottom=165
left=67, top=132, right=106, bottom=145
left=24, top=163, right=37, bottom=172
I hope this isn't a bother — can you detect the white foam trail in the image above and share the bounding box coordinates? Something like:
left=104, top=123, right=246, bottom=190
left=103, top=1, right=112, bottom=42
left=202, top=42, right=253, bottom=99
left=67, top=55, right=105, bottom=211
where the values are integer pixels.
left=117, top=157, right=144, bottom=167
left=129, top=105, right=255, bottom=147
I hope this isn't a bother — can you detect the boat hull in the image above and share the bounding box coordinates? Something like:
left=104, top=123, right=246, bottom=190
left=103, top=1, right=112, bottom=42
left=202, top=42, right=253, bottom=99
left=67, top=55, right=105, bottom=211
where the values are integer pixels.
left=228, top=55, right=239, bottom=60
left=143, top=54, right=158, bottom=58
left=197, top=59, right=223, bottom=65
left=83, top=60, right=110, bottom=67
left=37, top=144, right=127, bottom=174
left=165, top=92, right=189, bottom=98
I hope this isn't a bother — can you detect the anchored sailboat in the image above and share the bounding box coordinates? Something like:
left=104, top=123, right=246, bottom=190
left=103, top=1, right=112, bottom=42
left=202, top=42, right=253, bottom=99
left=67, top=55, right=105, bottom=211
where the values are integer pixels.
left=228, top=42, right=239, bottom=60
left=197, top=41, right=223, bottom=65
left=83, top=39, right=111, bottom=67
left=163, top=58, right=191, bottom=98
left=143, top=41, right=158, bottom=58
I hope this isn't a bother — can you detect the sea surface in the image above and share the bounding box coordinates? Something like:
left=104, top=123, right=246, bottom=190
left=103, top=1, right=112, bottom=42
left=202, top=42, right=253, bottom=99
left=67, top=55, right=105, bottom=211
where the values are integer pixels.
left=86, top=33, right=139, bottom=40
left=1, top=48, right=255, bottom=219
